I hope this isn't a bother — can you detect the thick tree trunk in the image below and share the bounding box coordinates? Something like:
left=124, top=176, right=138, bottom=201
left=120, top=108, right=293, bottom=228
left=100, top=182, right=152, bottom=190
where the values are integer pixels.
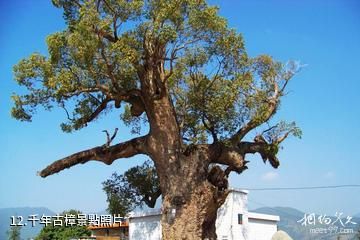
left=140, top=65, right=229, bottom=239
left=139, top=88, right=230, bottom=239
left=156, top=149, right=228, bottom=240
left=161, top=180, right=227, bottom=240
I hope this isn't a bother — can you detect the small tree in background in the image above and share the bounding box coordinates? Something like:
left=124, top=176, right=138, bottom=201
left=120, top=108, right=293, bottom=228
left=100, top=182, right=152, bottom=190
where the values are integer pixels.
left=35, top=210, right=90, bottom=240
left=103, top=159, right=160, bottom=215
left=7, top=225, right=21, bottom=240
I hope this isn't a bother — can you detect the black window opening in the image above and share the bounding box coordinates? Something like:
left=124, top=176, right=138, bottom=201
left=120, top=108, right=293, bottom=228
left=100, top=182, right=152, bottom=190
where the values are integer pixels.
left=238, top=214, right=243, bottom=224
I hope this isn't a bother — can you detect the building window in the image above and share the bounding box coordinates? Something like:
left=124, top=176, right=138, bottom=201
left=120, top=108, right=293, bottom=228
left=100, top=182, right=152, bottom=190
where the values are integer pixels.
left=238, top=214, right=243, bottom=224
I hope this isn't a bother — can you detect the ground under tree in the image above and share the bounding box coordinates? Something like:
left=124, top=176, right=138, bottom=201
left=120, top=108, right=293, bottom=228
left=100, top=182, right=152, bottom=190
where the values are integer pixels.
left=12, top=0, right=301, bottom=239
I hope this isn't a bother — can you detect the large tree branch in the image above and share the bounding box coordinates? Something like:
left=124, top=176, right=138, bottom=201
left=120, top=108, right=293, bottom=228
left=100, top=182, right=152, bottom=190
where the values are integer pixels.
left=274, top=129, right=294, bottom=144
left=238, top=141, right=280, bottom=168
left=230, top=99, right=278, bottom=144
left=38, top=136, right=148, bottom=178
left=80, top=90, right=144, bottom=130
left=116, top=89, right=145, bottom=117
left=78, top=97, right=111, bottom=127
left=211, top=136, right=281, bottom=176
left=211, top=144, right=248, bottom=174
left=94, top=27, right=117, bottom=43
left=98, top=41, right=121, bottom=92
left=259, top=121, right=300, bottom=144
left=228, top=124, right=297, bottom=171
left=202, top=115, right=218, bottom=143
left=230, top=78, right=289, bottom=144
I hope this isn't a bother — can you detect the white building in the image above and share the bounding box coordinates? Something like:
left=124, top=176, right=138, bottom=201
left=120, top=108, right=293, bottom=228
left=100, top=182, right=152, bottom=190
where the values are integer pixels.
left=129, top=189, right=280, bottom=240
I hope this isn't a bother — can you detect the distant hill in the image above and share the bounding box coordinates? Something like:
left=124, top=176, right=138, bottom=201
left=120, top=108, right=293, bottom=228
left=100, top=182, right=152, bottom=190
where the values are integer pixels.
left=252, top=207, right=360, bottom=240
left=0, top=207, right=55, bottom=240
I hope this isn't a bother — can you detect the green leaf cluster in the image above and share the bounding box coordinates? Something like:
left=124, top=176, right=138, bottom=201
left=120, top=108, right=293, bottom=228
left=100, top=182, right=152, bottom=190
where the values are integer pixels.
left=35, top=210, right=91, bottom=240
left=12, top=0, right=300, bottom=142
left=102, top=159, right=160, bottom=215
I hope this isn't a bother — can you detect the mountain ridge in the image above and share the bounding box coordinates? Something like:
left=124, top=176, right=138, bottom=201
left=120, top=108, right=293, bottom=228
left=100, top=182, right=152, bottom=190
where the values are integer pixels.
left=0, top=207, right=56, bottom=240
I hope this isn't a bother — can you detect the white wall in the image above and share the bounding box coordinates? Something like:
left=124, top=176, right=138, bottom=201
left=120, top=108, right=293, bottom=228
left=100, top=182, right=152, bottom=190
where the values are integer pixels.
left=216, top=190, right=249, bottom=240
left=129, top=214, right=161, bottom=240
left=248, top=218, right=278, bottom=240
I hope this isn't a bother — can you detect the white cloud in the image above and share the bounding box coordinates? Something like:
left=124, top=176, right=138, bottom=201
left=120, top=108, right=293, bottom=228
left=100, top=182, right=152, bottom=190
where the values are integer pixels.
left=261, top=172, right=279, bottom=181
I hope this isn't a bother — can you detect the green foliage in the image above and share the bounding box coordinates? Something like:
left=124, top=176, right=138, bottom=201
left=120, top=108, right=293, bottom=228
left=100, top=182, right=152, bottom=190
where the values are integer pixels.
left=263, top=121, right=302, bottom=144
left=12, top=0, right=300, bottom=143
left=120, top=104, right=147, bottom=135
left=7, top=225, right=21, bottom=240
left=35, top=210, right=90, bottom=240
left=103, top=159, right=160, bottom=215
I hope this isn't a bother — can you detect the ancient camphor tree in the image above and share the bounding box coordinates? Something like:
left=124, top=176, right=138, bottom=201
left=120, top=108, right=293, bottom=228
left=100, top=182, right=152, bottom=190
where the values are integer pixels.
left=12, top=0, right=301, bottom=239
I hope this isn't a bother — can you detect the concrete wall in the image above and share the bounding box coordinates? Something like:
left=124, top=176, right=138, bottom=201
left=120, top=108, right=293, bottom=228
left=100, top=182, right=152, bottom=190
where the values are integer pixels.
left=216, top=189, right=249, bottom=240
left=129, top=213, right=161, bottom=240
left=247, top=212, right=280, bottom=240
left=248, top=218, right=279, bottom=240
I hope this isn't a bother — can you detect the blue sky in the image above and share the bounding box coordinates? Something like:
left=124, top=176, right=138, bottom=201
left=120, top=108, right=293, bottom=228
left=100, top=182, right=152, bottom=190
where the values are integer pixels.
left=1, top=0, right=359, bottom=217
